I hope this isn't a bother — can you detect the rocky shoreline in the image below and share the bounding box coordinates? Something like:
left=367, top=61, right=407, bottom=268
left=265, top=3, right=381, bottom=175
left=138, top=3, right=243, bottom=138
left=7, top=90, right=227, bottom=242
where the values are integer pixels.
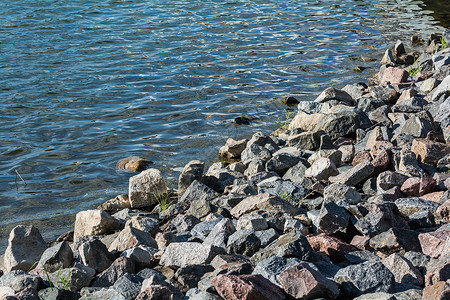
left=1, top=30, right=450, bottom=300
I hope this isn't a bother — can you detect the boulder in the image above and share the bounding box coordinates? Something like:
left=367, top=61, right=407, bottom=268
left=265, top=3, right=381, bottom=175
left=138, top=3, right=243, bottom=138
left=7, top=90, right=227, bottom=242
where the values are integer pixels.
left=369, top=228, right=421, bottom=254
left=178, top=160, right=205, bottom=198
left=381, top=67, right=409, bottom=85
left=98, top=194, right=131, bottom=214
left=108, top=225, right=157, bottom=253
left=329, top=159, right=374, bottom=187
left=334, top=261, right=395, bottom=297
left=3, top=225, right=47, bottom=272
left=411, top=139, right=450, bottom=166
left=179, top=179, right=217, bottom=204
left=252, top=256, right=303, bottom=287
left=230, top=193, right=297, bottom=219
left=323, top=183, right=361, bottom=206
left=394, top=197, right=440, bottom=217
left=159, top=242, right=226, bottom=268
left=74, top=210, right=122, bottom=241
left=211, top=274, right=286, bottom=300
left=121, top=245, right=158, bottom=270
left=314, top=87, right=355, bottom=105
left=422, top=280, right=450, bottom=300
left=381, top=253, right=423, bottom=286
left=317, top=200, right=350, bottom=234
left=219, top=138, right=248, bottom=160
left=92, top=257, right=135, bottom=287
left=437, top=199, right=450, bottom=223
left=49, top=263, right=95, bottom=292
left=315, top=111, right=360, bottom=140
left=128, top=169, right=168, bottom=208
left=38, top=241, right=73, bottom=273
left=287, top=130, right=324, bottom=150
left=79, top=239, right=115, bottom=273
left=203, top=218, right=236, bottom=248
left=276, top=262, right=340, bottom=300
left=227, top=229, right=261, bottom=257
left=0, top=270, right=41, bottom=293
left=113, top=273, right=144, bottom=300
left=419, top=227, right=450, bottom=259
left=117, top=156, right=150, bottom=172
left=304, top=157, right=338, bottom=181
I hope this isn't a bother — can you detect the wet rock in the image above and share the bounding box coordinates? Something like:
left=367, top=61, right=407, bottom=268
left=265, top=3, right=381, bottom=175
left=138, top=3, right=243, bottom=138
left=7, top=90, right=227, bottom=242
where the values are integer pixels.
left=0, top=270, right=41, bottom=293
left=419, top=227, right=450, bottom=259
left=382, top=253, right=423, bottom=286
left=219, top=138, right=248, bottom=160
left=277, top=262, right=340, bottom=300
left=108, top=225, right=157, bottom=253
left=411, top=139, right=450, bottom=166
left=334, top=261, right=395, bottom=297
left=178, top=160, right=205, bottom=199
left=4, top=225, right=47, bottom=272
left=422, top=280, right=450, bottom=300
left=179, top=180, right=217, bottom=205
left=92, top=257, right=135, bottom=288
left=203, top=218, right=236, bottom=248
left=98, top=194, right=131, bottom=214
left=330, top=159, right=374, bottom=187
left=128, top=169, right=168, bottom=208
left=117, top=156, right=151, bottom=172
left=369, top=228, right=421, bottom=255
left=79, top=239, right=115, bottom=273
left=227, top=229, right=261, bottom=257
left=230, top=193, right=297, bottom=219
left=211, top=274, right=286, bottom=300
left=307, top=233, right=357, bottom=263
left=304, top=157, right=338, bottom=181
left=251, top=231, right=317, bottom=264
left=160, top=242, right=226, bottom=268
left=317, top=200, right=350, bottom=234
left=314, top=87, right=355, bottom=106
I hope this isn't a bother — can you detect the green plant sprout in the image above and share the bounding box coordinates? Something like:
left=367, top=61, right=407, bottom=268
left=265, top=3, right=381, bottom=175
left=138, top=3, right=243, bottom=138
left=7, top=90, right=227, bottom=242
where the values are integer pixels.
left=42, top=265, right=71, bottom=291
left=279, top=190, right=303, bottom=206
left=153, top=190, right=173, bottom=211
left=278, top=108, right=295, bottom=132
left=408, top=57, right=420, bottom=77
left=440, top=37, right=448, bottom=49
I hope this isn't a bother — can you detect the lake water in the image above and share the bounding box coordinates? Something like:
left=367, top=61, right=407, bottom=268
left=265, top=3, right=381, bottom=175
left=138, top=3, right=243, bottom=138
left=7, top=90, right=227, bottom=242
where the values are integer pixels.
left=0, top=0, right=447, bottom=249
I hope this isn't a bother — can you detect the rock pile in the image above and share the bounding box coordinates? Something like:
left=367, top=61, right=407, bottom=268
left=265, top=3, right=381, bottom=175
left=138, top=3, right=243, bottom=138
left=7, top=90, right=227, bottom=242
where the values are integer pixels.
left=1, top=31, right=450, bottom=300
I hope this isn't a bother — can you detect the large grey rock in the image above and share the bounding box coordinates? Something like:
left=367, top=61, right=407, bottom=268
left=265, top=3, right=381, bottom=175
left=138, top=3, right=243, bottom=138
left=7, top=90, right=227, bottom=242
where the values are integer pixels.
left=257, top=179, right=307, bottom=206
left=317, top=200, right=350, bottom=234
left=178, top=160, right=205, bottom=199
left=315, top=111, right=360, bottom=140
left=433, top=49, right=450, bottom=71
left=128, top=168, right=168, bottom=208
left=329, top=160, right=374, bottom=187
left=324, top=183, right=361, bottom=206
left=230, top=193, right=298, bottom=219
left=369, top=228, right=421, bottom=254
left=48, top=263, right=96, bottom=292
left=334, top=261, right=395, bottom=297
left=4, top=225, right=47, bottom=272
left=203, top=218, right=236, bottom=248
left=251, top=231, right=317, bottom=264
left=252, top=256, right=303, bottom=286
left=173, top=264, right=214, bottom=292
left=314, top=87, right=355, bottom=106
left=394, top=197, right=440, bottom=217
left=179, top=179, right=217, bottom=204
left=288, top=130, right=324, bottom=150
left=79, top=239, right=115, bottom=273
left=121, top=246, right=158, bottom=270
left=282, top=159, right=310, bottom=183
left=92, top=257, right=135, bottom=288
left=38, top=241, right=73, bottom=273
left=265, top=147, right=302, bottom=175
left=112, top=273, right=144, bottom=300
left=125, top=215, right=159, bottom=236
left=108, top=225, right=158, bottom=253
left=79, top=288, right=127, bottom=300
left=159, top=242, right=226, bottom=268
left=382, top=253, right=423, bottom=286
left=202, top=164, right=243, bottom=193
left=304, top=157, right=338, bottom=181
left=0, top=270, right=41, bottom=293
left=74, top=209, right=122, bottom=241
left=376, top=171, right=409, bottom=193
left=226, top=229, right=261, bottom=257
left=254, top=228, right=279, bottom=248
left=190, top=218, right=224, bottom=240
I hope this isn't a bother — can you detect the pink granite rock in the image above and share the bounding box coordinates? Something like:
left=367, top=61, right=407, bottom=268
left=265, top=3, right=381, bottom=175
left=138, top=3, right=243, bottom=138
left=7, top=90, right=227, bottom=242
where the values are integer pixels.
left=307, top=233, right=357, bottom=263
left=419, top=228, right=450, bottom=259
left=381, top=67, right=409, bottom=85
left=422, top=280, right=450, bottom=300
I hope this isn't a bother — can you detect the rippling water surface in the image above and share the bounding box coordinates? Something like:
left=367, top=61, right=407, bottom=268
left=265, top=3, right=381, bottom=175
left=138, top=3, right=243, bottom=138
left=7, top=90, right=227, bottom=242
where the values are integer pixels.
left=0, top=0, right=446, bottom=247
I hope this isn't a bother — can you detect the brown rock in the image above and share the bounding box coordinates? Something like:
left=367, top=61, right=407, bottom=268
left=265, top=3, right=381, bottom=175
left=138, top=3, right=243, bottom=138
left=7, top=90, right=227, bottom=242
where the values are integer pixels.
left=420, top=173, right=437, bottom=196
left=422, top=191, right=446, bottom=203
left=397, top=89, right=418, bottom=102
left=352, top=150, right=372, bottom=166
left=219, top=138, right=249, bottom=160
left=419, top=228, right=450, bottom=259
left=437, top=199, right=450, bottom=223
left=381, top=67, right=409, bottom=85
left=372, top=149, right=391, bottom=174
left=97, top=194, right=131, bottom=214
left=422, top=280, right=450, bottom=300
left=276, top=262, right=339, bottom=300
left=117, top=156, right=150, bottom=172
left=350, top=235, right=371, bottom=250
left=365, top=126, right=385, bottom=151
left=411, top=139, right=450, bottom=166
left=211, top=274, right=286, bottom=300
left=400, top=177, right=421, bottom=197
left=370, top=141, right=394, bottom=159
left=108, top=225, right=157, bottom=252
left=307, top=233, right=357, bottom=263
left=73, top=210, right=122, bottom=241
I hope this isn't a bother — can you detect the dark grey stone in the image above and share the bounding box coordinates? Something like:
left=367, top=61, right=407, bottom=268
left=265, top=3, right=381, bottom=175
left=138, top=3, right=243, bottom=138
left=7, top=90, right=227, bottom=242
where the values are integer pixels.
left=190, top=217, right=224, bottom=240
left=334, top=261, right=395, bottom=297
left=38, top=241, right=73, bottom=274
left=203, top=218, right=236, bottom=248
left=257, top=179, right=307, bottom=207
left=254, top=228, right=279, bottom=248
left=38, top=288, right=80, bottom=300
left=113, top=274, right=144, bottom=300
left=79, top=239, right=114, bottom=273
left=0, top=270, right=41, bottom=293
left=344, top=250, right=381, bottom=265
left=252, top=256, right=303, bottom=286
left=226, top=229, right=261, bottom=257
left=179, top=180, right=217, bottom=204
left=409, top=210, right=436, bottom=229
left=178, top=160, right=205, bottom=199
left=92, top=257, right=135, bottom=288
left=394, top=197, right=440, bottom=217
left=174, top=264, right=214, bottom=292
left=369, top=228, right=421, bottom=254
left=317, top=200, right=350, bottom=234
left=315, top=111, right=360, bottom=140
left=265, top=148, right=302, bottom=175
